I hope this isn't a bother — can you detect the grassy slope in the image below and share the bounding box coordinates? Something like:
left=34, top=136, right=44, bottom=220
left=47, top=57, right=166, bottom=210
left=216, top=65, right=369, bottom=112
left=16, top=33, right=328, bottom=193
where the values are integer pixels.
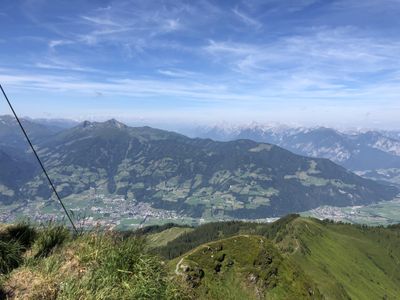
left=2, top=218, right=400, bottom=299
left=171, top=235, right=322, bottom=300
left=155, top=215, right=301, bottom=260
left=283, top=218, right=400, bottom=299
left=1, top=225, right=187, bottom=300
left=163, top=217, right=400, bottom=300
left=147, top=227, right=194, bottom=248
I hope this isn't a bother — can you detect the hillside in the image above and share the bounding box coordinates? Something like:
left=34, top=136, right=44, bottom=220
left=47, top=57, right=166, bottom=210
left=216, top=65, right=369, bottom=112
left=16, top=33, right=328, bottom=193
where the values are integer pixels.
left=2, top=216, right=400, bottom=299
left=1, top=119, right=398, bottom=220
left=0, top=150, right=36, bottom=204
left=284, top=218, right=400, bottom=299
left=172, top=235, right=322, bottom=299
left=198, top=125, right=400, bottom=187
left=0, top=115, right=58, bottom=150
left=159, top=216, right=400, bottom=299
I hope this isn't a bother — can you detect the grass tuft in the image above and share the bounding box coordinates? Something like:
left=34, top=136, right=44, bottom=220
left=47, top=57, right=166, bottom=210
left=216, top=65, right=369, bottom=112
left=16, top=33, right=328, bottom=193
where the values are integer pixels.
left=2, top=221, right=37, bottom=249
left=61, top=235, right=184, bottom=299
left=33, top=224, right=71, bottom=258
left=0, top=239, right=23, bottom=275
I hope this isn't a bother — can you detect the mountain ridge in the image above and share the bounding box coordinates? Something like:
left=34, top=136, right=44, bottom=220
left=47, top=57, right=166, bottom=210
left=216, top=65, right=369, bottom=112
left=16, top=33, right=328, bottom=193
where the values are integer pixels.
left=197, top=123, right=400, bottom=187
left=0, top=118, right=397, bottom=220
left=163, top=216, right=400, bottom=299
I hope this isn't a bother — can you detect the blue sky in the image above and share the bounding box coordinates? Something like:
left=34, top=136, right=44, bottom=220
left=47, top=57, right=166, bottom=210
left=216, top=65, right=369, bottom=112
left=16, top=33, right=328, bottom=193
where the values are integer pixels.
left=0, top=0, right=400, bottom=129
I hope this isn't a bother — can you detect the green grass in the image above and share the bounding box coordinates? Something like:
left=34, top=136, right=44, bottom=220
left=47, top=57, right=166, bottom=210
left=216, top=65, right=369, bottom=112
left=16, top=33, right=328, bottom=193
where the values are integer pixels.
left=156, top=214, right=299, bottom=260
left=2, top=221, right=37, bottom=249
left=147, top=227, right=194, bottom=248
left=163, top=216, right=400, bottom=299
left=281, top=218, right=400, bottom=299
left=0, top=222, right=36, bottom=275
left=33, top=224, right=71, bottom=258
left=1, top=224, right=190, bottom=299
left=172, top=235, right=322, bottom=299
left=0, top=239, right=23, bottom=274
left=2, top=216, right=400, bottom=299
left=59, top=235, right=182, bottom=299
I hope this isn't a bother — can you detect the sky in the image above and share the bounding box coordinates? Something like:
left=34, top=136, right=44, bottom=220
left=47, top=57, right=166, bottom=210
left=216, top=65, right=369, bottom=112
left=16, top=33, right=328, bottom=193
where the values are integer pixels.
left=0, top=0, right=400, bottom=129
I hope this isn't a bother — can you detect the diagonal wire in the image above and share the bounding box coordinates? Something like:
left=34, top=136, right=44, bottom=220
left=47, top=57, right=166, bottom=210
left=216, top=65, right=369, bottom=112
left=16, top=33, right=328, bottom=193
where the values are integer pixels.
left=0, top=84, right=78, bottom=233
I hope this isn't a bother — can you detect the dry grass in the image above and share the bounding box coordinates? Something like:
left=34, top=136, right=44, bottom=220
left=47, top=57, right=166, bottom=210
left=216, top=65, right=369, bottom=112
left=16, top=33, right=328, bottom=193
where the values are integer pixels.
left=3, top=268, right=58, bottom=300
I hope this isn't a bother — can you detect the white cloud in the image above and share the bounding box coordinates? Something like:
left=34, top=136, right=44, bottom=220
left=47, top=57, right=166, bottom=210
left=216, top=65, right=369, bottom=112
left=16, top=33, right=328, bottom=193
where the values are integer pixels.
left=204, top=27, right=400, bottom=94
left=157, top=69, right=198, bottom=78
left=48, top=39, right=73, bottom=49
left=81, top=15, right=119, bottom=26
left=71, top=0, right=188, bottom=50
left=0, top=69, right=263, bottom=103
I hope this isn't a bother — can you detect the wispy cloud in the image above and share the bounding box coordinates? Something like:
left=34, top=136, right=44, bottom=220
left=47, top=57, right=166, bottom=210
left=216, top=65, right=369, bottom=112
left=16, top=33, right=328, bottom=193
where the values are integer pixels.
left=241, top=0, right=318, bottom=14
left=81, top=15, right=119, bottom=26
left=232, top=7, right=262, bottom=29
left=204, top=27, right=400, bottom=93
left=34, top=61, right=99, bottom=73
left=157, top=69, right=198, bottom=78
left=0, top=68, right=263, bottom=103
left=1, top=0, right=399, bottom=127
left=48, top=39, right=74, bottom=49
left=74, top=1, right=187, bottom=50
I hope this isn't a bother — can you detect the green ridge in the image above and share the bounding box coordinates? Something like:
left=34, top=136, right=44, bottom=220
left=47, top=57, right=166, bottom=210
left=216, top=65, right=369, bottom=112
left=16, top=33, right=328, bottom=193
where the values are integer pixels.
left=1, top=217, right=400, bottom=299
left=284, top=218, right=400, bottom=299
left=172, top=235, right=322, bottom=299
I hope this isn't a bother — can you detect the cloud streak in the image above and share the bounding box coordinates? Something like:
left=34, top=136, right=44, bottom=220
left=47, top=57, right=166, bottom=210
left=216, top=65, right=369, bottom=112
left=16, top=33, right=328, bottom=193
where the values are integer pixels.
left=204, top=27, right=400, bottom=95
left=232, top=7, right=262, bottom=29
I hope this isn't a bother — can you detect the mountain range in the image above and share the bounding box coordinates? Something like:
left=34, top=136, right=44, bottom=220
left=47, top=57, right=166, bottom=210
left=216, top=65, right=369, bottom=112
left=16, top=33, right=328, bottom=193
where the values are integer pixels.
left=0, top=115, right=398, bottom=219
left=196, top=124, right=400, bottom=187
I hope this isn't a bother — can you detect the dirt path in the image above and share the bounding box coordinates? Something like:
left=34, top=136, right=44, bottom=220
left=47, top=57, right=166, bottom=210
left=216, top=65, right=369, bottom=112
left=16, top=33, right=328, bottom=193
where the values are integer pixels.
left=175, top=258, right=184, bottom=276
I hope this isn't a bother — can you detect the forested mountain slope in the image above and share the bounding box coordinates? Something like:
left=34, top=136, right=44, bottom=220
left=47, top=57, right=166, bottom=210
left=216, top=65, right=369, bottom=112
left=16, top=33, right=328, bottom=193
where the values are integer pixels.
left=1, top=119, right=396, bottom=218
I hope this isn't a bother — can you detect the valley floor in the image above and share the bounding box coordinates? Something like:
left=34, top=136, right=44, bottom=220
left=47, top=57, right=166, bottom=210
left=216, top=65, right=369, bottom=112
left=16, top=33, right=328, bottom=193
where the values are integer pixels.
left=1, top=197, right=400, bottom=230
left=303, top=197, right=400, bottom=225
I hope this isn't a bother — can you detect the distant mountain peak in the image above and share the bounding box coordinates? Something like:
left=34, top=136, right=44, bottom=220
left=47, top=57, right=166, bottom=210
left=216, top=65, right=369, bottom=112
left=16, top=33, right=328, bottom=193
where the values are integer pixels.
left=104, top=119, right=127, bottom=129
left=0, top=115, right=16, bottom=124
left=79, top=119, right=127, bottom=129
left=81, top=120, right=93, bottom=128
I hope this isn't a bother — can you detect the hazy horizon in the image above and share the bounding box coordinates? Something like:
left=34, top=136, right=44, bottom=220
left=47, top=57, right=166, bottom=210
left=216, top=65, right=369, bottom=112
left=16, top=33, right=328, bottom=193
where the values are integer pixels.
left=2, top=113, right=400, bottom=133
